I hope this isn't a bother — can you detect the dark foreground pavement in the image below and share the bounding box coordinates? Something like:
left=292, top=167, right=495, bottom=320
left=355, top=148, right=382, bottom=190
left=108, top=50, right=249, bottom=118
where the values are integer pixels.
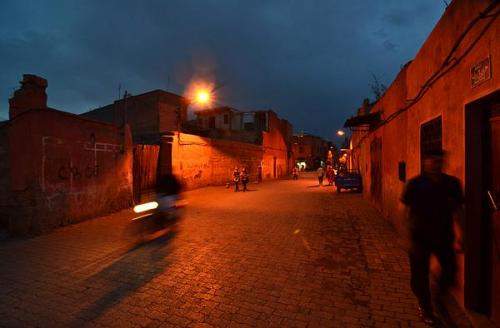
left=0, top=173, right=472, bottom=327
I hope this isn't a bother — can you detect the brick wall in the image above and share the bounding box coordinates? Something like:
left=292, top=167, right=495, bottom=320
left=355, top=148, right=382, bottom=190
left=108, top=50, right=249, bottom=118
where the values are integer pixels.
left=6, top=109, right=133, bottom=235
left=82, top=96, right=159, bottom=138
left=171, top=133, right=263, bottom=190
left=82, top=90, right=188, bottom=142
left=261, top=112, right=291, bottom=179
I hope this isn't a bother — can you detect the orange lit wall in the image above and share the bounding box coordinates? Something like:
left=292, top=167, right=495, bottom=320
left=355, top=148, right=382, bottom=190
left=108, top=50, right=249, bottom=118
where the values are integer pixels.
left=171, top=133, right=263, bottom=190
left=5, top=109, right=133, bottom=235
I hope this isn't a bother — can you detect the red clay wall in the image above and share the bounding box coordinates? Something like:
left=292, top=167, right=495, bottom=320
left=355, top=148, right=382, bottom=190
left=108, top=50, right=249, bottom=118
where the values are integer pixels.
left=0, top=124, right=10, bottom=231
left=353, top=0, right=499, bottom=230
left=353, top=66, right=409, bottom=234
left=261, top=112, right=291, bottom=179
left=405, top=0, right=500, bottom=182
left=6, top=109, right=133, bottom=234
left=171, top=133, right=263, bottom=190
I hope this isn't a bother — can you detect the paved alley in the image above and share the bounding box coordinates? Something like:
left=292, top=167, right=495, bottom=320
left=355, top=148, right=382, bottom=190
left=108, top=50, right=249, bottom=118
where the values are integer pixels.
left=0, top=173, right=470, bottom=327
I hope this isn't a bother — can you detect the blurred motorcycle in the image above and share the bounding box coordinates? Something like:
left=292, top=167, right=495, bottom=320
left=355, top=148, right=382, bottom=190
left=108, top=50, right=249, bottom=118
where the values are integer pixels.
left=127, top=174, right=185, bottom=241
left=128, top=195, right=186, bottom=241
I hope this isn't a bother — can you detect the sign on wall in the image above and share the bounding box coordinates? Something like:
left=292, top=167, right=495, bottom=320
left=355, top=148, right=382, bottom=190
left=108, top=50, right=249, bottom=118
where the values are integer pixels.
left=471, top=56, right=491, bottom=88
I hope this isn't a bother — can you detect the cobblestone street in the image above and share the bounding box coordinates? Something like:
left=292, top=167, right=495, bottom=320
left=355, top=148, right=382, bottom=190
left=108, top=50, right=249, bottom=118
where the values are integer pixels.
left=0, top=173, right=469, bottom=327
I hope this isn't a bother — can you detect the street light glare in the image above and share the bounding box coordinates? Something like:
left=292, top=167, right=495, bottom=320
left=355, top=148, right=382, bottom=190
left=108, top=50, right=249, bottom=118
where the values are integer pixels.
left=196, top=90, right=210, bottom=104
left=337, top=130, right=345, bottom=136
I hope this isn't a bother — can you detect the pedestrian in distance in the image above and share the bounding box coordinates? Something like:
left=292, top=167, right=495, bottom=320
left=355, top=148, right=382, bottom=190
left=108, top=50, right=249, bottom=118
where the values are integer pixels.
left=400, top=149, right=464, bottom=325
left=240, top=167, right=249, bottom=192
left=257, top=164, right=263, bottom=183
left=317, top=166, right=324, bottom=186
left=233, top=167, right=240, bottom=192
left=292, top=166, right=299, bottom=180
left=326, top=165, right=335, bottom=186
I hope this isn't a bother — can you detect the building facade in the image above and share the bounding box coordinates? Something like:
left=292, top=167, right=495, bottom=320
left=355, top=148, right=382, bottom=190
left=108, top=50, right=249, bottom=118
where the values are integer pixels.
left=195, top=106, right=245, bottom=131
left=192, top=107, right=294, bottom=179
left=346, top=0, right=500, bottom=323
left=292, top=133, right=329, bottom=170
left=82, top=89, right=189, bottom=144
left=1, top=75, right=133, bottom=235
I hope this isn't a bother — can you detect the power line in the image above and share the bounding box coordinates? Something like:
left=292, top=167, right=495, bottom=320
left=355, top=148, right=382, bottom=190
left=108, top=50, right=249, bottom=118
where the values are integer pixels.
left=350, top=0, right=499, bottom=151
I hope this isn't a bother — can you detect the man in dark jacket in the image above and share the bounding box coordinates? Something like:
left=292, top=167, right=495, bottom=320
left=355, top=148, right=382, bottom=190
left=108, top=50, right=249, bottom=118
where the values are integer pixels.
left=401, top=149, right=464, bottom=325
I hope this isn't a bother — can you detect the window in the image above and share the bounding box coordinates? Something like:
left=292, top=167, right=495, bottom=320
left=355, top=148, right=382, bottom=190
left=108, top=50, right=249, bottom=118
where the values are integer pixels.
left=420, top=116, right=442, bottom=158
left=224, top=114, right=229, bottom=124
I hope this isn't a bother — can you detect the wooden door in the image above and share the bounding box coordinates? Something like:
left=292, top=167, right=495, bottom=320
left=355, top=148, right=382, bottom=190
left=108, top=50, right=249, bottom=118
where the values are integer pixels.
left=489, top=106, right=500, bottom=326
left=133, top=144, right=160, bottom=203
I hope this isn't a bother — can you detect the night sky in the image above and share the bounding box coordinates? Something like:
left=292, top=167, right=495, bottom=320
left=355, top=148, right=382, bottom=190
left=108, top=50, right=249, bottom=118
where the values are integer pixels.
left=0, top=0, right=445, bottom=139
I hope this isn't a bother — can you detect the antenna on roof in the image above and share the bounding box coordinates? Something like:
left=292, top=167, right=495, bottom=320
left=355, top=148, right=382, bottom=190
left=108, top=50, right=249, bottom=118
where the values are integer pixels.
left=118, top=83, right=122, bottom=100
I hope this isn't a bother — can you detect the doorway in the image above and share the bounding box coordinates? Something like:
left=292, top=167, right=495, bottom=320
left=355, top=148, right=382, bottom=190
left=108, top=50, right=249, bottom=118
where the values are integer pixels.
left=273, top=157, right=277, bottom=178
left=465, top=90, right=500, bottom=324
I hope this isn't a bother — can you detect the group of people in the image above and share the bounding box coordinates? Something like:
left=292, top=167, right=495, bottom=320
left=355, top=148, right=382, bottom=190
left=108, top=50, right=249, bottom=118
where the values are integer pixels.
left=316, top=165, right=336, bottom=186
left=232, top=167, right=250, bottom=192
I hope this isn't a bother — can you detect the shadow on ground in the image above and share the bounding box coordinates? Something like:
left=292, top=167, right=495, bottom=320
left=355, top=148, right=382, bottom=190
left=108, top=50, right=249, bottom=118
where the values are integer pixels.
left=71, top=231, right=176, bottom=325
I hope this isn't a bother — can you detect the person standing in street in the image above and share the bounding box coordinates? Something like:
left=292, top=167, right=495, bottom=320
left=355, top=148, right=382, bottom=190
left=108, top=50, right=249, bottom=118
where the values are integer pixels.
left=240, top=167, right=249, bottom=192
left=326, top=165, right=335, bottom=186
left=317, top=166, right=324, bottom=186
left=400, top=149, right=464, bottom=325
left=292, top=166, right=299, bottom=180
left=233, top=167, right=240, bottom=192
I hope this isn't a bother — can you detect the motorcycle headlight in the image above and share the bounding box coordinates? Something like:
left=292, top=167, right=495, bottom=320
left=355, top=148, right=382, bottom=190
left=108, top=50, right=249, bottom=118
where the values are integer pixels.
left=133, top=201, right=159, bottom=213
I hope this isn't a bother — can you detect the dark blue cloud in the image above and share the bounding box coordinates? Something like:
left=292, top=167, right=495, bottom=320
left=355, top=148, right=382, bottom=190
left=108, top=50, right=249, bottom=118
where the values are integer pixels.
left=0, top=0, right=445, bottom=138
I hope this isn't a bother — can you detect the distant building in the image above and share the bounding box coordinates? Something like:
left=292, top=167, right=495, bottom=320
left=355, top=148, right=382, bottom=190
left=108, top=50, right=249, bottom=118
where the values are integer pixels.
left=195, top=106, right=244, bottom=130
left=261, top=111, right=294, bottom=179
left=191, top=107, right=294, bottom=178
left=193, top=106, right=271, bottom=132
left=292, top=133, right=329, bottom=170
left=83, top=91, right=295, bottom=190
left=81, top=89, right=189, bottom=144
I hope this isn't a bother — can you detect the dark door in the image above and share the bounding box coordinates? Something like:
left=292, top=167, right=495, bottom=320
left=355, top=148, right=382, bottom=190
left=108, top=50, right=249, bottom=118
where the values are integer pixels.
left=489, top=104, right=500, bottom=326
left=208, top=116, right=215, bottom=129
left=273, top=157, right=277, bottom=178
left=465, top=93, right=500, bottom=316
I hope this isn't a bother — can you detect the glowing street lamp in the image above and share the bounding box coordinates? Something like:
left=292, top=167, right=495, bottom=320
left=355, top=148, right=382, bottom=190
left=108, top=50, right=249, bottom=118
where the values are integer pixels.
left=337, top=130, right=345, bottom=136
left=196, top=90, right=211, bottom=105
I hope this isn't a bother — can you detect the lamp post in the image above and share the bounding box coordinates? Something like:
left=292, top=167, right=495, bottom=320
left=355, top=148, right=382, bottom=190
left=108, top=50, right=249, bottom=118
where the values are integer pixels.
left=175, top=87, right=214, bottom=139
left=335, top=129, right=350, bottom=171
